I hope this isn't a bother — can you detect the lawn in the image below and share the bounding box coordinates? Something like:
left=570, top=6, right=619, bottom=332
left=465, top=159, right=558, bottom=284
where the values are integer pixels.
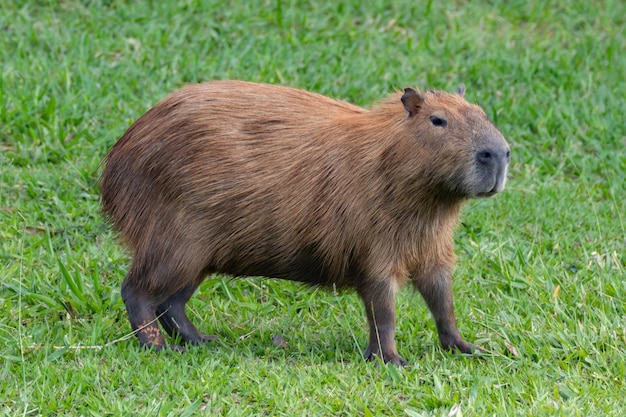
left=1, top=0, right=625, bottom=415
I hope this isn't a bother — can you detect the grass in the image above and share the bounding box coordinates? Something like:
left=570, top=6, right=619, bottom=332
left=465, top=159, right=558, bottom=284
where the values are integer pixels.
left=1, top=0, right=625, bottom=415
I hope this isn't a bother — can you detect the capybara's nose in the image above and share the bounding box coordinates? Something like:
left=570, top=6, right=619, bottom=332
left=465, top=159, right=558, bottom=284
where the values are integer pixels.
left=476, top=147, right=510, bottom=168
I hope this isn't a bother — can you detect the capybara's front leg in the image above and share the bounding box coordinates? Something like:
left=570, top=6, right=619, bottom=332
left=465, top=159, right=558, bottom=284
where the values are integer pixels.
left=413, top=266, right=475, bottom=354
left=121, top=277, right=168, bottom=350
left=359, top=282, right=407, bottom=366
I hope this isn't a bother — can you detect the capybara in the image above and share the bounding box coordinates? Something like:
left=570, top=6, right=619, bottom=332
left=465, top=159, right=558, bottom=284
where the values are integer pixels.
left=100, top=80, right=510, bottom=366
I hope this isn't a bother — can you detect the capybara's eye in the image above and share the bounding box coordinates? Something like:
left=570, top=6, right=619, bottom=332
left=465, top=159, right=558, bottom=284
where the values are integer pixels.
left=430, top=115, right=447, bottom=127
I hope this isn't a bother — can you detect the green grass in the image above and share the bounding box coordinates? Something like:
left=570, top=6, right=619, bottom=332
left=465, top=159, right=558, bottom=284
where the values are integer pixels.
left=1, top=0, right=625, bottom=415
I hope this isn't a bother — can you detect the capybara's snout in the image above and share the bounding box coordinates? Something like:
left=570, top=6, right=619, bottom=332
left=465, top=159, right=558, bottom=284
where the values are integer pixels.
left=475, top=141, right=510, bottom=196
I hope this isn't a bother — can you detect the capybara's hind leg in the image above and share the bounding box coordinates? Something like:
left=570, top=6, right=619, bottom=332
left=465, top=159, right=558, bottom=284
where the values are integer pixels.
left=121, top=277, right=168, bottom=350
left=156, top=282, right=217, bottom=345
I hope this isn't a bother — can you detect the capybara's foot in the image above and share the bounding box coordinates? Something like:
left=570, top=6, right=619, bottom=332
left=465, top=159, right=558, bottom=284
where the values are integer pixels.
left=147, top=343, right=186, bottom=353
left=363, top=345, right=408, bottom=367
left=156, top=284, right=215, bottom=346
left=440, top=336, right=476, bottom=355
left=185, top=333, right=218, bottom=345
left=135, top=320, right=167, bottom=349
left=157, top=310, right=217, bottom=346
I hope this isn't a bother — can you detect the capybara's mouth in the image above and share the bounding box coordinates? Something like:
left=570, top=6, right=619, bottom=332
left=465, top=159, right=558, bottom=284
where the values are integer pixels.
left=476, top=190, right=499, bottom=198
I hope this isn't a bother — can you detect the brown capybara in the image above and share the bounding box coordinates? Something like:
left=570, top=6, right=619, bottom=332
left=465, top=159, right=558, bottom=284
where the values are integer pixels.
left=100, top=80, right=510, bottom=366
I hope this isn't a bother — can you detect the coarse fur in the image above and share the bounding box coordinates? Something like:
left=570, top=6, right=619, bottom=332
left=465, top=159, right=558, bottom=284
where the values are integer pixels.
left=100, top=80, right=510, bottom=365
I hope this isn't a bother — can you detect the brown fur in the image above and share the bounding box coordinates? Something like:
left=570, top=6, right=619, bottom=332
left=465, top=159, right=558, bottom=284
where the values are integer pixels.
left=100, top=80, right=510, bottom=365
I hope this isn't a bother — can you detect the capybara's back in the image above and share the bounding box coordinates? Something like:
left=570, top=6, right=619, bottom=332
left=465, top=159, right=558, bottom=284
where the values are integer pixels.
left=101, top=80, right=510, bottom=365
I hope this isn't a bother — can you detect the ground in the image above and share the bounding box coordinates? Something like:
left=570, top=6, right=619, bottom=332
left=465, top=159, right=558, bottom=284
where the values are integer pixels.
left=1, top=0, right=625, bottom=415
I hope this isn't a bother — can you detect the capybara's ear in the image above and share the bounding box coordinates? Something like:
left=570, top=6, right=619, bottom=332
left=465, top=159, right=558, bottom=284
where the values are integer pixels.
left=457, top=84, right=466, bottom=97
left=401, top=88, right=424, bottom=117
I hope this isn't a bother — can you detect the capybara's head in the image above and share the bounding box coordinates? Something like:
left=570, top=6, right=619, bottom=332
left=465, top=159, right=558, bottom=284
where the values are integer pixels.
left=399, top=85, right=510, bottom=199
